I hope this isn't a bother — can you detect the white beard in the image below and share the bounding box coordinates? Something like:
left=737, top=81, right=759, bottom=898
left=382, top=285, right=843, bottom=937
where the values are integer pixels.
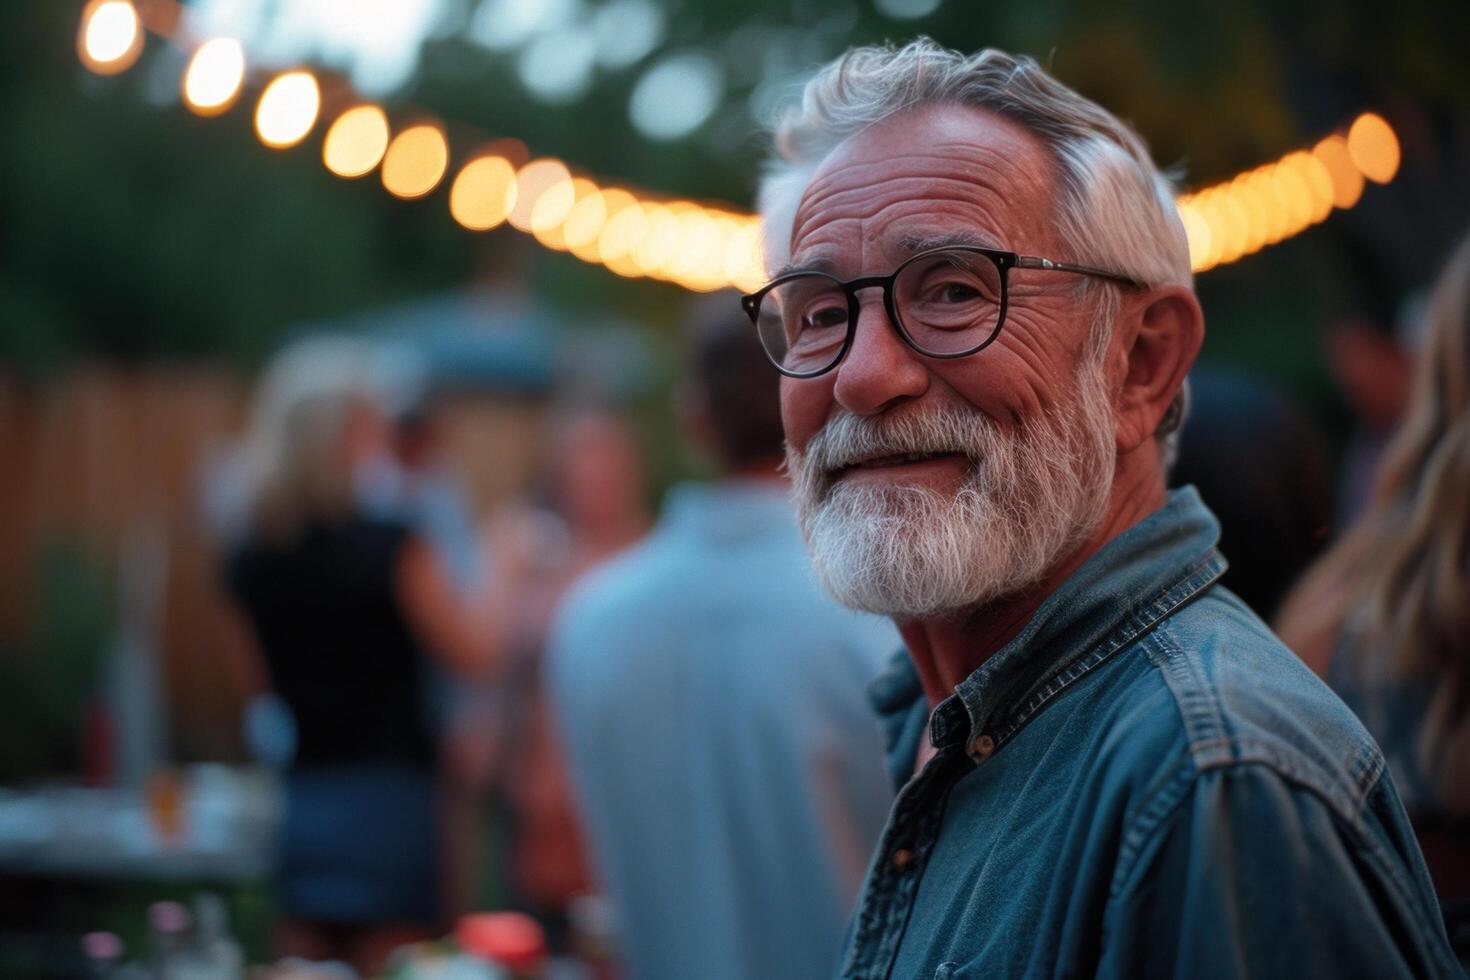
left=786, top=351, right=1117, bottom=618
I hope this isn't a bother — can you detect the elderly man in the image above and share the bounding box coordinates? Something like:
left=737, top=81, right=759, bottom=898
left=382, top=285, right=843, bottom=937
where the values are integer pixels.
left=746, top=41, right=1462, bottom=978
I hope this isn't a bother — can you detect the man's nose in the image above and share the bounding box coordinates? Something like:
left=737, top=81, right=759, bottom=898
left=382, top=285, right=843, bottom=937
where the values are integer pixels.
left=831, top=295, right=930, bottom=415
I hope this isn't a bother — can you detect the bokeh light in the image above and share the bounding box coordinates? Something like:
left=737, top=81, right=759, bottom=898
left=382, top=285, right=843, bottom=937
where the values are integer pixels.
left=1312, top=135, right=1364, bottom=210
left=1230, top=176, right=1268, bottom=254
left=183, top=39, right=246, bottom=116
left=381, top=124, right=449, bottom=199
left=78, top=0, right=143, bottom=75
left=449, top=155, right=519, bottom=230
left=1175, top=199, right=1212, bottom=272
left=629, top=53, right=724, bottom=141
left=633, top=204, right=681, bottom=277
left=724, top=220, right=767, bottom=293
left=598, top=195, right=648, bottom=273
left=322, top=105, right=391, bottom=178
left=874, top=0, right=945, bottom=18
left=1347, top=113, right=1400, bottom=184
left=254, top=71, right=321, bottom=149
left=121, top=9, right=1394, bottom=291
left=1271, top=162, right=1314, bottom=235
left=563, top=184, right=610, bottom=254
left=1280, top=150, right=1335, bottom=224
left=534, top=177, right=596, bottom=250
left=568, top=187, right=626, bottom=263
left=508, top=159, right=573, bottom=232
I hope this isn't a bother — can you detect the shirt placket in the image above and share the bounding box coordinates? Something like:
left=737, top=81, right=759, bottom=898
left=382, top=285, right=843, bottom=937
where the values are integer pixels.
left=842, top=700, right=974, bottom=979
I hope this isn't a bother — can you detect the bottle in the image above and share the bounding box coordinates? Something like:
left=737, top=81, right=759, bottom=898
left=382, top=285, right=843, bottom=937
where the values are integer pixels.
left=456, top=913, right=548, bottom=979
left=190, top=893, right=244, bottom=980
left=80, top=931, right=124, bottom=979
left=147, top=900, right=192, bottom=979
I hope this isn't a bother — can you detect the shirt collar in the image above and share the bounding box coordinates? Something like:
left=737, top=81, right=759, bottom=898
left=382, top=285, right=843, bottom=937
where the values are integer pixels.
left=870, top=487, right=1228, bottom=760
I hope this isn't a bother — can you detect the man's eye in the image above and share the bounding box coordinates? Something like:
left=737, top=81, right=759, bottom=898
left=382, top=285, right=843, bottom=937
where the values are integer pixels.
left=803, top=304, right=849, bottom=330
left=932, top=282, right=981, bottom=303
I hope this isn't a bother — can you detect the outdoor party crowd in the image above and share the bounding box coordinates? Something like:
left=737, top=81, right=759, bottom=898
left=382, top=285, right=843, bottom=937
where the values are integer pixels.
left=208, top=41, right=1469, bottom=980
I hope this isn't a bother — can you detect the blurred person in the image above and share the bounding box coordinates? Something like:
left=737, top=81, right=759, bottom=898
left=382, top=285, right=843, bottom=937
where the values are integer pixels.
left=354, top=346, right=489, bottom=591
left=1326, top=306, right=1420, bottom=526
left=219, top=338, right=503, bottom=975
left=1169, top=364, right=1334, bottom=619
left=750, top=40, right=1460, bottom=977
left=547, top=296, right=898, bottom=980
left=489, top=409, right=650, bottom=939
left=1279, top=231, right=1470, bottom=960
left=351, top=355, right=503, bottom=917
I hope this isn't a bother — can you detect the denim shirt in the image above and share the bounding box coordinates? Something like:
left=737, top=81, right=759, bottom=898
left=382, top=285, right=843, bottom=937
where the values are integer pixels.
left=842, top=488, right=1462, bottom=979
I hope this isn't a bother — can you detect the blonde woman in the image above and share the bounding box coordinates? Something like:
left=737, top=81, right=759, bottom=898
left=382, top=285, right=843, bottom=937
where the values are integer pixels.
left=221, top=338, right=503, bottom=974
left=1278, top=232, right=1470, bottom=954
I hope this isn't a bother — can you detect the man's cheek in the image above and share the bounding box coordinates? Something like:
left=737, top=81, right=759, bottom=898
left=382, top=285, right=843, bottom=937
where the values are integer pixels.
left=780, top=379, right=833, bottom=452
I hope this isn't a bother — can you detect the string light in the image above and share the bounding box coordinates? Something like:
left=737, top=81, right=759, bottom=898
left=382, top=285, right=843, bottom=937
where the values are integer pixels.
left=322, top=105, right=391, bottom=178
left=508, top=159, right=573, bottom=233
left=449, top=154, right=519, bottom=230
left=381, top=124, right=448, bottom=199
left=254, top=71, right=320, bottom=149
left=1312, top=135, right=1365, bottom=210
left=1347, top=112, right=1400, bottom=184
left=77, top=2, right=1402, bottom=291
left=1177, top=113, right=1399, bottom=273
left=182, top=38, right=245, bottom=116
left=78, top=0, right=143, bottom=75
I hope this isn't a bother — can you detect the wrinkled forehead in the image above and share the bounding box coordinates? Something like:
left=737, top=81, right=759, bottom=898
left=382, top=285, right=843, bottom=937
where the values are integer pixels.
left=787, top=104, right=1060, bottom=268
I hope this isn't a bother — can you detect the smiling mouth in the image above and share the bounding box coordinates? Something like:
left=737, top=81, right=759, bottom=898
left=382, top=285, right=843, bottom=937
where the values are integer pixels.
left=833, top=450, right=969, bottom=479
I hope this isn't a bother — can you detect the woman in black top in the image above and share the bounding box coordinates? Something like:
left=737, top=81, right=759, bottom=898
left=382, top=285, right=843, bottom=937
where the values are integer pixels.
left=220, top=341, right=501, bottom=974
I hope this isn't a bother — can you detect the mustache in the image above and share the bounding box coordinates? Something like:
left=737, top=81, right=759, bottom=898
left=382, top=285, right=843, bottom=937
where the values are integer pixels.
left=792, top=407, right=989, bottom=476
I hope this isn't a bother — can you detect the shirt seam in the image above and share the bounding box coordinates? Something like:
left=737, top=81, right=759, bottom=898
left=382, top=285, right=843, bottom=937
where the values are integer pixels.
left=1104, top=760, right=1457, bottom=976
left=990, top=552, right=1226, bottom=749
left=1144, top=625, right=1386, bottom=820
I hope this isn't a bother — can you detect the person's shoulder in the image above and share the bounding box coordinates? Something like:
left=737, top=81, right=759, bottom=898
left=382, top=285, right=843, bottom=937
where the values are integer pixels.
left=1143, top=584, right=1384, bottom=820
left=564, top=533, right=673, bottom=614
left=549, top=535, right=676, bottom=660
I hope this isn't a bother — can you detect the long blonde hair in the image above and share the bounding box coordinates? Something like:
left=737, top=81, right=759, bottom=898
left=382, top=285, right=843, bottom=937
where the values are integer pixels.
left=240, top=338, right=379, bottom=541
left=1278, top=231, right=1470, bottom=812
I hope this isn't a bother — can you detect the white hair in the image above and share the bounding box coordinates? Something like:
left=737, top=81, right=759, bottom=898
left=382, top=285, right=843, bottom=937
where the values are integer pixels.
left=759, top=39, right=1192, bottom=287
left=759, top=38, right=1194, bottom=461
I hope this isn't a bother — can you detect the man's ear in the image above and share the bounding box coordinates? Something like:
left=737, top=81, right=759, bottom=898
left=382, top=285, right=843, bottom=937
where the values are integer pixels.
left=1113, top=286, right=1204, bottom=454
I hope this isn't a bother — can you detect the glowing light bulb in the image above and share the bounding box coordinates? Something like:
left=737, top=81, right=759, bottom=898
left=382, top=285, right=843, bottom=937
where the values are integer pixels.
left=1347, top=113, right=1400, bottom=184
left=723, top=220, right=767, bottom=291
left=381, top=124, right=449, bottom=199
left=79, top=0, right=143, bottom=75
left=323, top=106, right=391, bottom=178
left=564, top=187, right=611, bottom=259
left=449, top=155, right=519, bottom=230
left=255, top=71, right=321, bottom=149
left=1312, top=136, right=1364, bottom=210
left=183, top=39, right=246, bottom=116
left=1175, top=199, right=1213, bottom=273
left=508, top=159, right=573, bottom=233
left=597, top=193, right=646, bottom=275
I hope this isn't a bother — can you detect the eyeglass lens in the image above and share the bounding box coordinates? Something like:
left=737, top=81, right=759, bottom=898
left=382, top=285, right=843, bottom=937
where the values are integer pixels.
left=753, top=249, right=1005, bottom=376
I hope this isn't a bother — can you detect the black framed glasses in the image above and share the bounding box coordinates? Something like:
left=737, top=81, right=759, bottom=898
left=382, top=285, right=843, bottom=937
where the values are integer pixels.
left=740, top=245, right=1144, bottom=379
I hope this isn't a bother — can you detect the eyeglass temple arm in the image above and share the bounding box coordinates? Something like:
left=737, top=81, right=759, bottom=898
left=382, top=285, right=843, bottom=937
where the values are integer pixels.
left=1014, top=255, right=1145, bottom=289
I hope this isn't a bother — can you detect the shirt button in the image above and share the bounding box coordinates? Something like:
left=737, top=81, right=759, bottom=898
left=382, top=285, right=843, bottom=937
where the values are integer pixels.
left=890, top=848, right=916, bottom=871
left=970, top=733, right=995, bottom=761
